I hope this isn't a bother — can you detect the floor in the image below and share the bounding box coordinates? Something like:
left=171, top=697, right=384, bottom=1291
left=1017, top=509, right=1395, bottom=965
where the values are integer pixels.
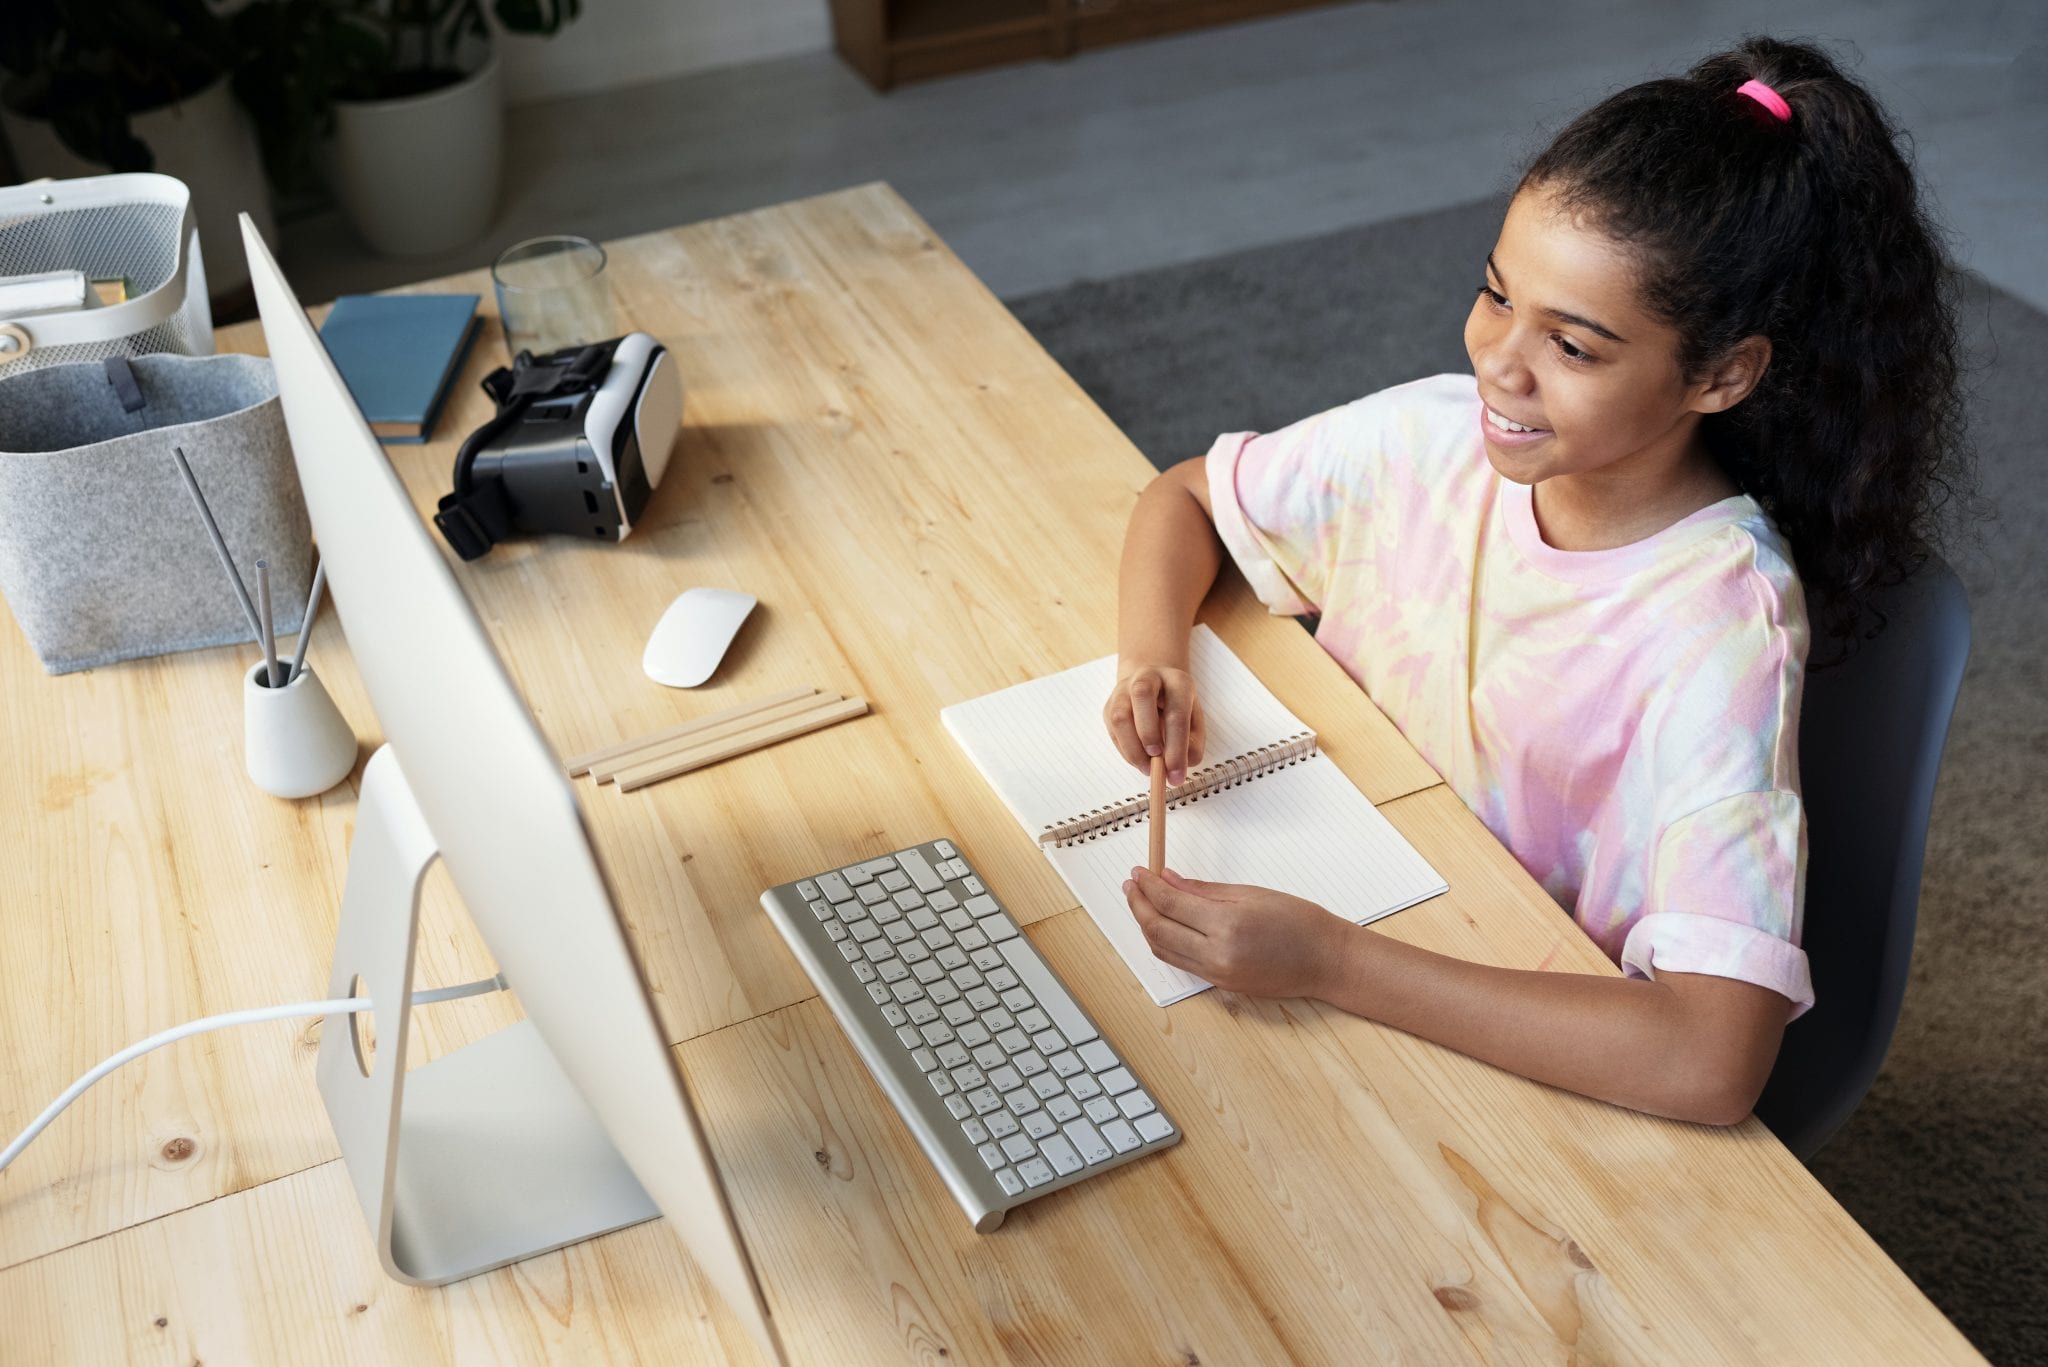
left=281, top=0, right=2048, bottom=313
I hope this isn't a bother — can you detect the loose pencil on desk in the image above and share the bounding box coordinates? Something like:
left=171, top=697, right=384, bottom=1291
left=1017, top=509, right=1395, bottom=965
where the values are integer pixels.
left=1148, top=754, right=1166, bottom=875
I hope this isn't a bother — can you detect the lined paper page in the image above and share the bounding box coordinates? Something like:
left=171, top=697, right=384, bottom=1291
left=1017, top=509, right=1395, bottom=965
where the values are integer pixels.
left=941, top=625, right=1310, bottom=835
left=1048, top=755, right=1447, bottom=1004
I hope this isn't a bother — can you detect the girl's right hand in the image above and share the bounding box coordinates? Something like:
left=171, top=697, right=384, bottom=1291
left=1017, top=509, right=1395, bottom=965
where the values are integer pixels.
left=1104, top=664, right=1205, bottom=786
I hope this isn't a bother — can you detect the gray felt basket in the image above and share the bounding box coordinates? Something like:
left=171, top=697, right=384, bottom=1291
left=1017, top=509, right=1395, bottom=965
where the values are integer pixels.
left=0, top=352, right=312, bottom=674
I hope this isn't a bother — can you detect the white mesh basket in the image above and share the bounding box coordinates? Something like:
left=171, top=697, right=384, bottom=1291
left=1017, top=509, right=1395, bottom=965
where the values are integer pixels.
left=0, top=172, right=215, bottom=375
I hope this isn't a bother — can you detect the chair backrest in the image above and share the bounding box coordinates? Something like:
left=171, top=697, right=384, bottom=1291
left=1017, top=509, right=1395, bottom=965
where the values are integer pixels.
left=1755, top=558, right=1971, bottom=1159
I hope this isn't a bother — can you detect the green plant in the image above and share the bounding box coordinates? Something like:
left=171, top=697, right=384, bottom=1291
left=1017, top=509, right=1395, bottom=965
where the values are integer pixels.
left=232, top=0, right=582, bottom=195
left=0, top=0, right=237, bottom=171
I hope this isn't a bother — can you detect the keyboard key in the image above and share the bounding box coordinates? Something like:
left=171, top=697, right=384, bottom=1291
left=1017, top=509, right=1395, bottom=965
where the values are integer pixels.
left=881, top=1004, right=907, bottom=1028
left=877, top=959, right=909, bottom=983
left=1004, top=1088, right=1038, bottom=1117
left=957, top=1022, right=992, bottom=1049
left=1000, top=987, right=1033, bottom=1013
left=1045, top=1094, right=1081, bottom=1124
left=900, top=942, right=931, bottom=965
left=1029, top=1074, right=1063, bottom=1101
left=851, top=961, right=877, bottom=984
left=986, top=967, right=1020, bottom=992
left=1063, top=1118, right=1114, bottom=1165
left=995, top=1168, right=1024, bottom=1196
left=908, top=1000, right=940, bottom=1026
left=818, top=873, right=851, bottom=902
left=840, top=900, right=870, bottom=923
left=1017, top=1157, right=1054, bottom=1189
left=981, top=1007, right=1015, bottom=1035
left=908, top=908, right=939, bottom=931
left=860, top=857, right=897, bottom=876
left=898, top=848, right=945, bottom=893
left=986, top=1109, right=1019, bottom=1139
left=945, top=1095, right=972, bottom=1120
left=1077, top=1040, right=1118, bottom=1073
left=996, top=1028, right=1030, bottom=1054
left=866, top=982, right=890, bottom=1005
left=851, top=920, right=881, bottom=943
left=1134, top=1112, right=1175, bottom=1143
left=919, top=1021, right=955, bottom=1046
left=1041, top=1136, right=1084, bottom=1177
left=973, top=1043, right=1006, bottom=1070
left=1067, top=1073, right=1102, bottom=1101
left=1000, top=1133, right=1036, bottom=1163
left=880, top=869, right=910, bottom=893
left=912, top=960, right=944, bottom=984
left=979, top=1143, right=1006, bottom=1171
left=922, top=929, right=953, bottom=952
left=988, top=1065, right=1022, bottom=1094
left=839, top=942, right=863, bottom=963
left=930, top=1072, right=956, bottom=1097
left=928, top=980, right=961, bottom=1006
left=949, top=966, right=984, bottom=992
left=1021, top=1108, right=1057, bottom=1139
left=796, top=879, right=819, bottom=901
left=997, top=940, right=1099, bottom=1048
left=951, top=1065, right=985, bottom=1092
left=957, top=927, right=989, bottom=952
left=1048, top=1050, right=1083, bottom=1078
left=871, top=900, right=902, bottom=925
left=936, top=1040, right=970, bottom=1069
left=844, top=865, right=874, bottom=887
left=967, top=1088, right=1002, bottom=1116
left=856, top=883, right=887, bottom=906
left=896, top=1025, right=921, bottom=1049
left=1013, top=1050, right=1048, bottom=1078
left=929, top=889, right=959, bottom=911
left=895, top=891, right=925, bottom=913
left=964, top=894, right=1001, bottom=918
left=883, top=922, right=915, bottom=945
left=1099, top=1067, right=1136, bottom=1096
left=942, top=1001, right=974, bottom=1027
left=1084, top=1096, right=1119, bottom=1124
left=971, top=947, right=1005, bottom=972
left=965, top=985, right=999, bottom=1012
left=934, top=840, right=956, bottom=859
left=941, top=909, right=974, bottom=933
left=890, top=981, right=922, bottom=1005
left=982, top=918, right=1019, bottom=944
left=1117, top=1089, right=1157, bottom=1120
left=1101, top=1118, right=1140, bottom=1153
left=964, top=876, right=985, bottom=896
left=1031, top=1029, right=1065, bottom=1056
left=1015, top=1007, right=1049, bottom=1035
left=810, top=900, right=834, bottom=923
left=962, top=1116, right=989, bottom=1144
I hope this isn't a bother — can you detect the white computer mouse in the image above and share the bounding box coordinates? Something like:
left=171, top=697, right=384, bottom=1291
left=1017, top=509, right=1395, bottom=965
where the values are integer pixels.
left=643, top=587, right=758, bottom=688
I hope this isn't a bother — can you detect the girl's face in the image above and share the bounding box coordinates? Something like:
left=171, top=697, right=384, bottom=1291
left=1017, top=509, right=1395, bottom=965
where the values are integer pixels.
left=1463, top=182, right=1739, bottom=488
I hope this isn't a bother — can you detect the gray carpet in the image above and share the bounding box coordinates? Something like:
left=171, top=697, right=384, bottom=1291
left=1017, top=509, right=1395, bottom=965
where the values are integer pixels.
left=1005, top=196, right=2046, bottom=1365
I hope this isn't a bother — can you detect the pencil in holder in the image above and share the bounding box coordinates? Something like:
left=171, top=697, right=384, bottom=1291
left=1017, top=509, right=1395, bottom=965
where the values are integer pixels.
left=243, top=660, right=356, bottom=799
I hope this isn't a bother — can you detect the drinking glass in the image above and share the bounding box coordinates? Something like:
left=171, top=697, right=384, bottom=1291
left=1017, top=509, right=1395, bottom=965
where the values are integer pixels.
left=491, top=235, right=617, bottom=357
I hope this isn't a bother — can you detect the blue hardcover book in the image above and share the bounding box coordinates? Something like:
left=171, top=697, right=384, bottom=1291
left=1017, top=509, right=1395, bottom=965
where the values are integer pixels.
left=318, top=292, right=481, bottom=444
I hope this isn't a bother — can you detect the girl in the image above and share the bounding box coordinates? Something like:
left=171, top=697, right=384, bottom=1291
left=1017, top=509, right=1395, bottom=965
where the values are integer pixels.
left=1104, top=37, right=1970, bottom=1126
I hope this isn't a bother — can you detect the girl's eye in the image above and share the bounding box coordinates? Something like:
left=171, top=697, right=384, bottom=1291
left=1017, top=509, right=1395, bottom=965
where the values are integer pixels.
left=1476, top=284, right=1595, bottom=365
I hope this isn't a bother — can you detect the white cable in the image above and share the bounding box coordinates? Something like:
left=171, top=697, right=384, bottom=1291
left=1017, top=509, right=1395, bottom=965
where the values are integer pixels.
left=0, top=973, right=507, bottom=1176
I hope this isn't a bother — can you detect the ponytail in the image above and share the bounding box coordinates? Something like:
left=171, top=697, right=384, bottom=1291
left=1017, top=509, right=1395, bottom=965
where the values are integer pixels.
left=1524, top=36, right=1974, bottom=661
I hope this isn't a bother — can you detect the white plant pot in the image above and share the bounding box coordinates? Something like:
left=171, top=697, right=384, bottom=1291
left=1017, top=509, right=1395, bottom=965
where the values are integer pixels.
left=0, top=76, right=276, bottom=305
left=324, top=45, right=504, bottom=258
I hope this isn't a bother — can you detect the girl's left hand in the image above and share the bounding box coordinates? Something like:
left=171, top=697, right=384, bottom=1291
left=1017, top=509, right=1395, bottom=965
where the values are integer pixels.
left=1123, top=866, right=1353, bottom=999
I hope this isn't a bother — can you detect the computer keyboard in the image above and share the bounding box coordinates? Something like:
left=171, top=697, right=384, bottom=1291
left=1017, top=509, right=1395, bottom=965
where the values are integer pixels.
left=760, top=838, right=1179, bottom=1230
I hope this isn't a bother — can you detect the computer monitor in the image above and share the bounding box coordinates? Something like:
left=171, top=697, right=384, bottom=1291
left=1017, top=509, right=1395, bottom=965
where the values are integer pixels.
left=239, top=215, right=783, bottom=1365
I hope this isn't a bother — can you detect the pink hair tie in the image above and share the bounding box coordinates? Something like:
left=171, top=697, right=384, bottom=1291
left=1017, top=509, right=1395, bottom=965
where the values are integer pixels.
left=1736, top=78, right=1792, bottom=122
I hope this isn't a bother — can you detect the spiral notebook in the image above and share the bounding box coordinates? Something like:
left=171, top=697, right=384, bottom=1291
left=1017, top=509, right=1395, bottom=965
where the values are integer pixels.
left=942, top=626, right=1447, bottom=1005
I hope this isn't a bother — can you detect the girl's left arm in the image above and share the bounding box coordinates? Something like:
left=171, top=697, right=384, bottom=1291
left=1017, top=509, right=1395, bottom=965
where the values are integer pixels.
left=1124, top=868, right=1790, bottom=1127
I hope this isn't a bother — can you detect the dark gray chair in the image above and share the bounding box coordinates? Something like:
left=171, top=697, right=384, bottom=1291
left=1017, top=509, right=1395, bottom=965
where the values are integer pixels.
left=1755, top=559, right=1972, bottom=1159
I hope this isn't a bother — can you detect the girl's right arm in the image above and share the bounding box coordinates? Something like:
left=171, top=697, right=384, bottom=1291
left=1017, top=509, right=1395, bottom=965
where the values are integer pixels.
left=1104, top=456, right=1219, bottom=785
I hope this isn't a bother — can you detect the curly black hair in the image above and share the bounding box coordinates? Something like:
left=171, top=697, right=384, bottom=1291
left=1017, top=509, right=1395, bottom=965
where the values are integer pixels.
left=1521, top=35, right=1974, bottom=662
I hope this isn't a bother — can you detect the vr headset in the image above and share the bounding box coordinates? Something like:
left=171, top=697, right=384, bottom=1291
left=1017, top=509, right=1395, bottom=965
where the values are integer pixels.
left=434, top=332, right=681, bottom=561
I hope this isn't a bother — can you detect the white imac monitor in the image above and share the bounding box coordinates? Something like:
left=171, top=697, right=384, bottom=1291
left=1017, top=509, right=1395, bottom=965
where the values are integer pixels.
left=239, top=216, right=783, bottom=1365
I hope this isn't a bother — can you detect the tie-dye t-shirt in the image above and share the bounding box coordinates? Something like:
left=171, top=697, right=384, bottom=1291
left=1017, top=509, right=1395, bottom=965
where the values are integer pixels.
left=1205, top=373, right=1814, bottom=1018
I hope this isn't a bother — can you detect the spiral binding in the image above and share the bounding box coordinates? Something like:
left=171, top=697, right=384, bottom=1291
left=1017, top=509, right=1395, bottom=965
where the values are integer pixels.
left=1035, top=731, right=1319, bottom=847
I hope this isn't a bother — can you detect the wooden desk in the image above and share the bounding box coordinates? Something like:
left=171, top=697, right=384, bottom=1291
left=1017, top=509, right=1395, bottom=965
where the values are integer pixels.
left=0, top=184, right=1981, bottom=1364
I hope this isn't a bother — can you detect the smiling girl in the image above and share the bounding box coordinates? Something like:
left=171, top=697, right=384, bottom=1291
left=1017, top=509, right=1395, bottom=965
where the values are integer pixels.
left=1101, top=36, right=1970, bottom=1125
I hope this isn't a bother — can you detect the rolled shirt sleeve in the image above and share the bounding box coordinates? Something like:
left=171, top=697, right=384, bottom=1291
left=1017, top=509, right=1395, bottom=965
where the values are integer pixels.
left=1621, top=789, right=1815, bottom=1020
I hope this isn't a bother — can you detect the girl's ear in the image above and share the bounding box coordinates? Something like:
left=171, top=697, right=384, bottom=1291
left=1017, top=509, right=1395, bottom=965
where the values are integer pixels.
left=1691, top=335, right=1773, bottom=414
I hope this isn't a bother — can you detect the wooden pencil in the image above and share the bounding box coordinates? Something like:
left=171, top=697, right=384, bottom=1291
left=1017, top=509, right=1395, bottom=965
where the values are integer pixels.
left=614, top=696, right=870, bottom=792
left=563, top=685, right=817, bottom=776
left=590, top=691, right=843, bottom=783
left=1148, top=754, right=1166, bottom=875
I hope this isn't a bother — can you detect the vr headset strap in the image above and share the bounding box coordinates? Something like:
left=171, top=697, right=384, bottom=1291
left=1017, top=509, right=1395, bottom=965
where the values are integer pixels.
left=433, top=344, right=611, bottom=561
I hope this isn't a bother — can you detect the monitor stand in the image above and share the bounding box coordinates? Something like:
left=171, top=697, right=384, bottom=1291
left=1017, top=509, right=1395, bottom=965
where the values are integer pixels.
left=316, top=745, right=660, bottom=1285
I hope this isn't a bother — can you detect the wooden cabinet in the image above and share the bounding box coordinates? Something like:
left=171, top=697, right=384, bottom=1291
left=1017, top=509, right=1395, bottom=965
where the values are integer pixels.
left=829, top=0, right=1351, bottom=89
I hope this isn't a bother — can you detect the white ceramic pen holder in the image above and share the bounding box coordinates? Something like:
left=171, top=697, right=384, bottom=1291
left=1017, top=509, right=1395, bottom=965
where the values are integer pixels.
left=244, top=660, right=357, bottom=798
